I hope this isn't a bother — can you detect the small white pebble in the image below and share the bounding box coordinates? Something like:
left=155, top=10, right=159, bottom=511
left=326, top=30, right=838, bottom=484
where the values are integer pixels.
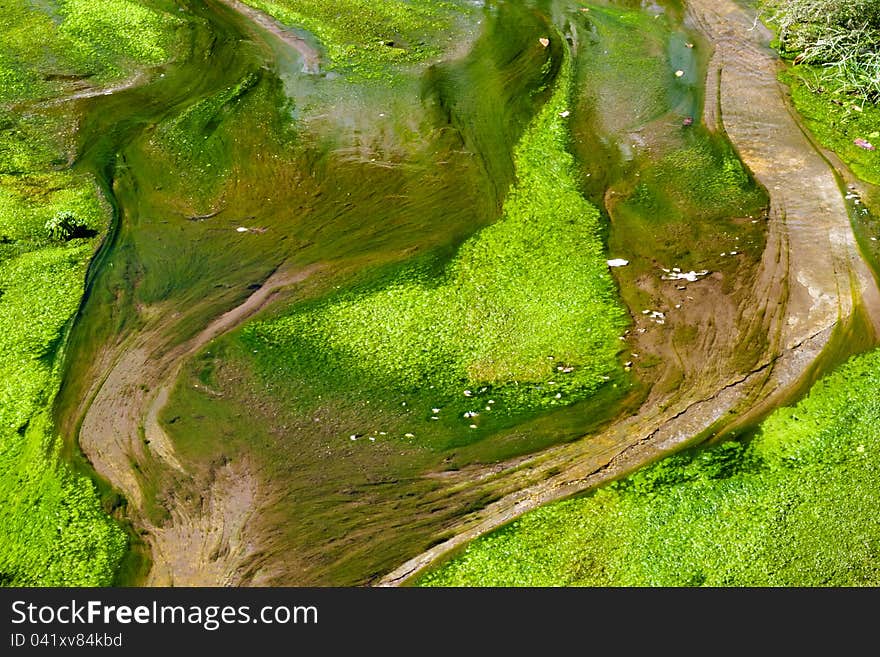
left=236, top=227, right=248, bottom=232
left=404, top=433, right=415, bottom=438
left=469, top=424, right=478, bottom=429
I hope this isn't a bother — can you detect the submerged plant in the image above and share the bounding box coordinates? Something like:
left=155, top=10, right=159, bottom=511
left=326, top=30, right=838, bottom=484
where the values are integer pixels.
left=44, top=210, right=86, bottom=241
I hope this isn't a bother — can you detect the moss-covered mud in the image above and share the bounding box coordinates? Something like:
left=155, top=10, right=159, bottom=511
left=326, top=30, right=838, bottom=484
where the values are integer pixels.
left=54, top=0, right=639, bottom=584
left=421, top=334, right=880, bottom=587
left=390, top=0, right=880, bottom=585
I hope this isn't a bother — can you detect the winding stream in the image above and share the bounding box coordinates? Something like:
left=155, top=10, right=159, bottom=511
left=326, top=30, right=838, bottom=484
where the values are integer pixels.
left=51, top=0, right=880, bottom=585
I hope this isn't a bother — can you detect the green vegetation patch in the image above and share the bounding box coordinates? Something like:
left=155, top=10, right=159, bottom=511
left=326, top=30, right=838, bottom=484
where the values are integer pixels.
left=780, top=69, right=880, bottom=186
left=762, top=0, right=880, bottom=102
left=154, top=70, right=264, bottom=186
left=420, top=347, right=880, bottom=586
left=58, top=0, right=183, bottom=72
left=0, top=0, right=188, bottom=586
left=242, top=43, right=628, bottom=446
left=241, top=0, right=473, bottom=80
left=0, top=0, right=182, bottom=103
left=0, top=245, right=126, bottom=585
left=0, top=413, right=126, bottom=586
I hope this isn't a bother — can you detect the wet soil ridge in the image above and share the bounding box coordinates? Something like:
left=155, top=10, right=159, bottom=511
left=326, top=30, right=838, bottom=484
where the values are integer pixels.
left=213, top=0, right=320, bottom=73
left=378, top=0, right=880, bottom=586
left=79, top=267, right=315, bottom=585
left=58, top=0, right=328, bottom=585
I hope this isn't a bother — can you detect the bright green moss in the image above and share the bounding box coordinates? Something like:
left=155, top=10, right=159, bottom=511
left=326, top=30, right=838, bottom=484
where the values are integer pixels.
left=0, top=0, right=185, bottom=586
left=58, top=0, right=182, bottom=73
left=241, top=0, right=472, bottom=80
left=420, top=348, right=880, bottom=586
left=0, top=246, right=127, bottom=586
left=0, top=0, right=181, bottom=103
left=242, top=42, right=628, bottom=442
left=781, top=70, right=880, bottom=186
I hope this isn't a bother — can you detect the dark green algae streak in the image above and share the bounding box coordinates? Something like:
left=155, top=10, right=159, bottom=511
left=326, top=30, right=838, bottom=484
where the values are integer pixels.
left=49, top=0, right=784, bottom=585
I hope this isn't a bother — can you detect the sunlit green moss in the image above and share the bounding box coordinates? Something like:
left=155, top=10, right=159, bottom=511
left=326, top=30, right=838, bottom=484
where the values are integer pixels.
left=0, top=0, right=181, bottom=103
left=0, top=0, right=185, bottom=586
left=59, top=0, right=182, bottom=73
left=0, top=242, right=127, bottom=585
left=780, top=70, right=880, bottom=186
left=242, top=41, right=627, bottom=445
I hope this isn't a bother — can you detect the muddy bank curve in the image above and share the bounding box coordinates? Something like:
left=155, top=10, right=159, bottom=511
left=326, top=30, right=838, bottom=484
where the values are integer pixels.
left=70, top=1, right=322, bottom=585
